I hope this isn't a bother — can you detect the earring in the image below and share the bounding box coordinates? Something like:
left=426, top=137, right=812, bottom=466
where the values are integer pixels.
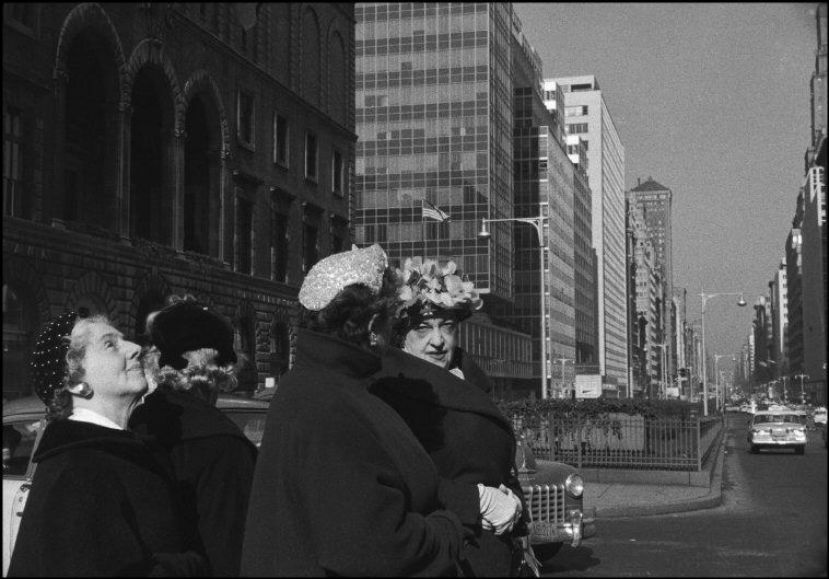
left=369, top=332, right=379, bottom=347
left=74, top=382, right=94, bottom=399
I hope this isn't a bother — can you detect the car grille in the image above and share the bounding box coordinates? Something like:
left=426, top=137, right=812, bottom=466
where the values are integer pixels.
left=523, top=483, right=566, bottom=523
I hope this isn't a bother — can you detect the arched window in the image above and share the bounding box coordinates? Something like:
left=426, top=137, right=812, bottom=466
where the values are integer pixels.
left=301, top=8, right=320, bottom=107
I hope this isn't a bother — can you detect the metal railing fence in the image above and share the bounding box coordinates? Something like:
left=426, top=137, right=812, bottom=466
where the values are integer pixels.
left=526, top=412, right=722, bottom=471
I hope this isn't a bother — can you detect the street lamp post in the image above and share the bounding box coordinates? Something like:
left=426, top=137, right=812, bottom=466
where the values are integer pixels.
left=699, top=285, right=747, bottom=416
left=794, top=373, right=809, bottom=404
left=479, top=216, right=549, bottom=399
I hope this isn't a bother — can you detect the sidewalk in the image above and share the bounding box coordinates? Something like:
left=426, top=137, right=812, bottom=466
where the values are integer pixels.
left=582, top=430, right=726, bottom=519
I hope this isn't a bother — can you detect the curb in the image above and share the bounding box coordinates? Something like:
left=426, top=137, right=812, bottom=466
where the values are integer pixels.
left=596, top=425, right=726, bottom=519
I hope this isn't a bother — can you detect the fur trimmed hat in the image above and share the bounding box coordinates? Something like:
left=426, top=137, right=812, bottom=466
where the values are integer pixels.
left=149, top=300, right=237, bottom=370
left=30, top=311, right=79, bottom=404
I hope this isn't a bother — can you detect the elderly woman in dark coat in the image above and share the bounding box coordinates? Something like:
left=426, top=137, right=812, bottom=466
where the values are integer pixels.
left=241, top=244, right=471, bottom=577
left=130, top=297, right=257, bottom=577
left=8, top=312, right=206, bottom=577
left=371, top=257, right=537, bottom=577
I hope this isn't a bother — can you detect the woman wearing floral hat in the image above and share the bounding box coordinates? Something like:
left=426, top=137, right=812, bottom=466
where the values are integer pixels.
left=8, top=312, right=206, bottom=577
left=371, top=257, right=538, bottom=577
left=241, top=245, right=471, bottom=577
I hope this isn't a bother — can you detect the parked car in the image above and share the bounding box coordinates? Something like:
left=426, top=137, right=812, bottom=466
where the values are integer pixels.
left=812, top=406, right=827, bottom=427
left=513, top=433, right=596, bottom=559
left=747, top=410, right=807, bottom=455
left=2, top=394, right=269, bottom=577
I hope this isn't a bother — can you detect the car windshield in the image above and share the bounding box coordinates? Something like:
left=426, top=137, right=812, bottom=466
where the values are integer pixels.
left=754, top=414, right=800, bottom=424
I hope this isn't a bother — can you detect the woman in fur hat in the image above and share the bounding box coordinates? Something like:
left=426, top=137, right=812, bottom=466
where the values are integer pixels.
left=129, top=297, right=257, bottom=577
left=371, top=257, right=537, bottom=577
left=8, top=312, right=206, bottom=577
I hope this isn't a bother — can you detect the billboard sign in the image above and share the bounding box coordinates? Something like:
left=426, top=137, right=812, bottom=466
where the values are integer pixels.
left=575, top=374, right=602, bottom=398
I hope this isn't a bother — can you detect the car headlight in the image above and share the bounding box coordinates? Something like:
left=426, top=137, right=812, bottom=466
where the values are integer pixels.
left=565, top=474, right=584, bottom=497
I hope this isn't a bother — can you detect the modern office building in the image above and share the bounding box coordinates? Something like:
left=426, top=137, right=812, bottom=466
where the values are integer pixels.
left=627, top=177, right=674, bottom=380
left=544, top=75, right=627, bottom=395
left=510, top=13, right=576, bottom=398
left=353, top=3, right=535, bottom=395
left=767, top=260, right=788, bottom=374
left=3, top=3, right=356, bottom=399
left=567, top=134, right=599, bottom=377
left=784, top=193, right=805, bottom=377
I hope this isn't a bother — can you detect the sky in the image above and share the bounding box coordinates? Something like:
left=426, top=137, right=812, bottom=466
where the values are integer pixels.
left=513, top=2, right=818, bottom=374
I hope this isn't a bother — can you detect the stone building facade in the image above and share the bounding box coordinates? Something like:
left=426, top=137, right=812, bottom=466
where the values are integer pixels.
left=3, top=3, right=356, bottom=399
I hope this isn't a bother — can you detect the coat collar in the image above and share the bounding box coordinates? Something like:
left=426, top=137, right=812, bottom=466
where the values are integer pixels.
left=375, top=347, right=510, bottom=429
left=294, top=328, right=382, bottom=380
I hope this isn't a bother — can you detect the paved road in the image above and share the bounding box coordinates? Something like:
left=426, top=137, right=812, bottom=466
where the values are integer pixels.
left=540, top=414, right=827, bottom=577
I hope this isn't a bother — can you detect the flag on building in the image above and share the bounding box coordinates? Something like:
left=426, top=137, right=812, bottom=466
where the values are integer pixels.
left=422, top=200, right=451, bottom=222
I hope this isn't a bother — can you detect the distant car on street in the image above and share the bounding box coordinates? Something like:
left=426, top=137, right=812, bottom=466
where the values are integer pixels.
left=747, top=410, right=808, bottom=455
left=812, top=406, right=827, bottom=426
left=2, top=393, right=269, bottom=577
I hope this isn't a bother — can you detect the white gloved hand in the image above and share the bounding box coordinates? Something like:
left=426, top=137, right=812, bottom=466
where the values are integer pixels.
left=478, top=484, right=523, bottom=535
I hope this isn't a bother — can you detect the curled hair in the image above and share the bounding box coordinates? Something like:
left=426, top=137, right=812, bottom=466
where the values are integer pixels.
left=46, top=315, right=109, bottom=421
left=149, top=347, right=238, bottom=404
left=299, top=267, right=401, bottom=347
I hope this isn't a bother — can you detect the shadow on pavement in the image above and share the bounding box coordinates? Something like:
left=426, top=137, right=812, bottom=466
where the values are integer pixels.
left=539, top=545, right=600, bottom=573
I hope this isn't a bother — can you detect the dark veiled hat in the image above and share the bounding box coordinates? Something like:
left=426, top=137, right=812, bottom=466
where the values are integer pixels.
left=30, top=311, right=79, bottom=404
left=149, top=300, right=237, bottom=370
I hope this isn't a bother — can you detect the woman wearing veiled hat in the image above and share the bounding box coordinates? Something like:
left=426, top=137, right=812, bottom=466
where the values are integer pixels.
left=8, top=312, right=206, bottom=577
left=241, top=244, right=472, bottom=577
left=129, top=296, right=257, bottom=577
left=371, top=257, right=538, bottom=577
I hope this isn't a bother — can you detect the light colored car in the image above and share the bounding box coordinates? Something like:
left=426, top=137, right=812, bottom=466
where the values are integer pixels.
left=747, top=410, right=808, bottom=455
left=2, top=394, right=268, bottom=576
left=812, top=406, right=827, bottom=426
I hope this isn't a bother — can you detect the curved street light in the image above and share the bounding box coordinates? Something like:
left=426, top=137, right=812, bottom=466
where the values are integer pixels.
left=700, top=286, right=748, bottom=416
left=479, top=215, right=550, bottom=399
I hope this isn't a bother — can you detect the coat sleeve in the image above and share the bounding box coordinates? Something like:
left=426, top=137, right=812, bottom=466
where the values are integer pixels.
left=437, top=477, right=482, bottom=528
left=300, top=408, right=468, bottom=577
left=10, top=463, right=205, bottom=577
left=192, top=436, right=257, bottom=577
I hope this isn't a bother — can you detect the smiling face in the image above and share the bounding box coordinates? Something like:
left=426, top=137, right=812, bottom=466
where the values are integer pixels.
left=73, top=319, right=148, bottom=401
left=402, top=315, right=459, bottom=370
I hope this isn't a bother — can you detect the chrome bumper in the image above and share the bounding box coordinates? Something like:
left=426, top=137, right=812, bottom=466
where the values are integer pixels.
left=529, top=507, right=596, bottom=547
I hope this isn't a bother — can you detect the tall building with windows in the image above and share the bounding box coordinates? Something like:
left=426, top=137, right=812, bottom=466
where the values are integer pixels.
left=627, top=177, right=674, bottom=381
left=353, top=3, right=535, bottom=395
left=544, top=75, right=627, bottom=395
left=3, top=3, right=355, bottom=399
left=509, top=12, right=575, bottom=398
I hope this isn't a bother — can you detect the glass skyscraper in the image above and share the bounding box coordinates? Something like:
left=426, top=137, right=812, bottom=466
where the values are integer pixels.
left=353, top=2, right=515, bottom=300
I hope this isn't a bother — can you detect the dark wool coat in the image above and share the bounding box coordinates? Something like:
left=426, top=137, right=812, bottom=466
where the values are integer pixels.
left=130, top=388, right=258, bottom=577
left=240, top=329, right=468, bottom=577
left=8, top=419, right=206, bottom=577
left=372, top=347, right=527, bottom=577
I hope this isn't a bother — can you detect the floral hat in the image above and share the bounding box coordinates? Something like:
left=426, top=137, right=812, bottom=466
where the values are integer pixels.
left=395, top=257, right=483, bottom=325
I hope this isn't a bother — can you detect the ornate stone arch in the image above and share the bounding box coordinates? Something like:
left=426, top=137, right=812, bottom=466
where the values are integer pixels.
left=182, top=69, right=231, bottom=159
left=300, top=4, right=321, bottom=107
left=125, top=38, right=186, bottom=137
left=53, top=2, right=128, bottom=97
left=325, top=22, right=348, bottom=125
left=63, top=271, right=118, bottom=322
